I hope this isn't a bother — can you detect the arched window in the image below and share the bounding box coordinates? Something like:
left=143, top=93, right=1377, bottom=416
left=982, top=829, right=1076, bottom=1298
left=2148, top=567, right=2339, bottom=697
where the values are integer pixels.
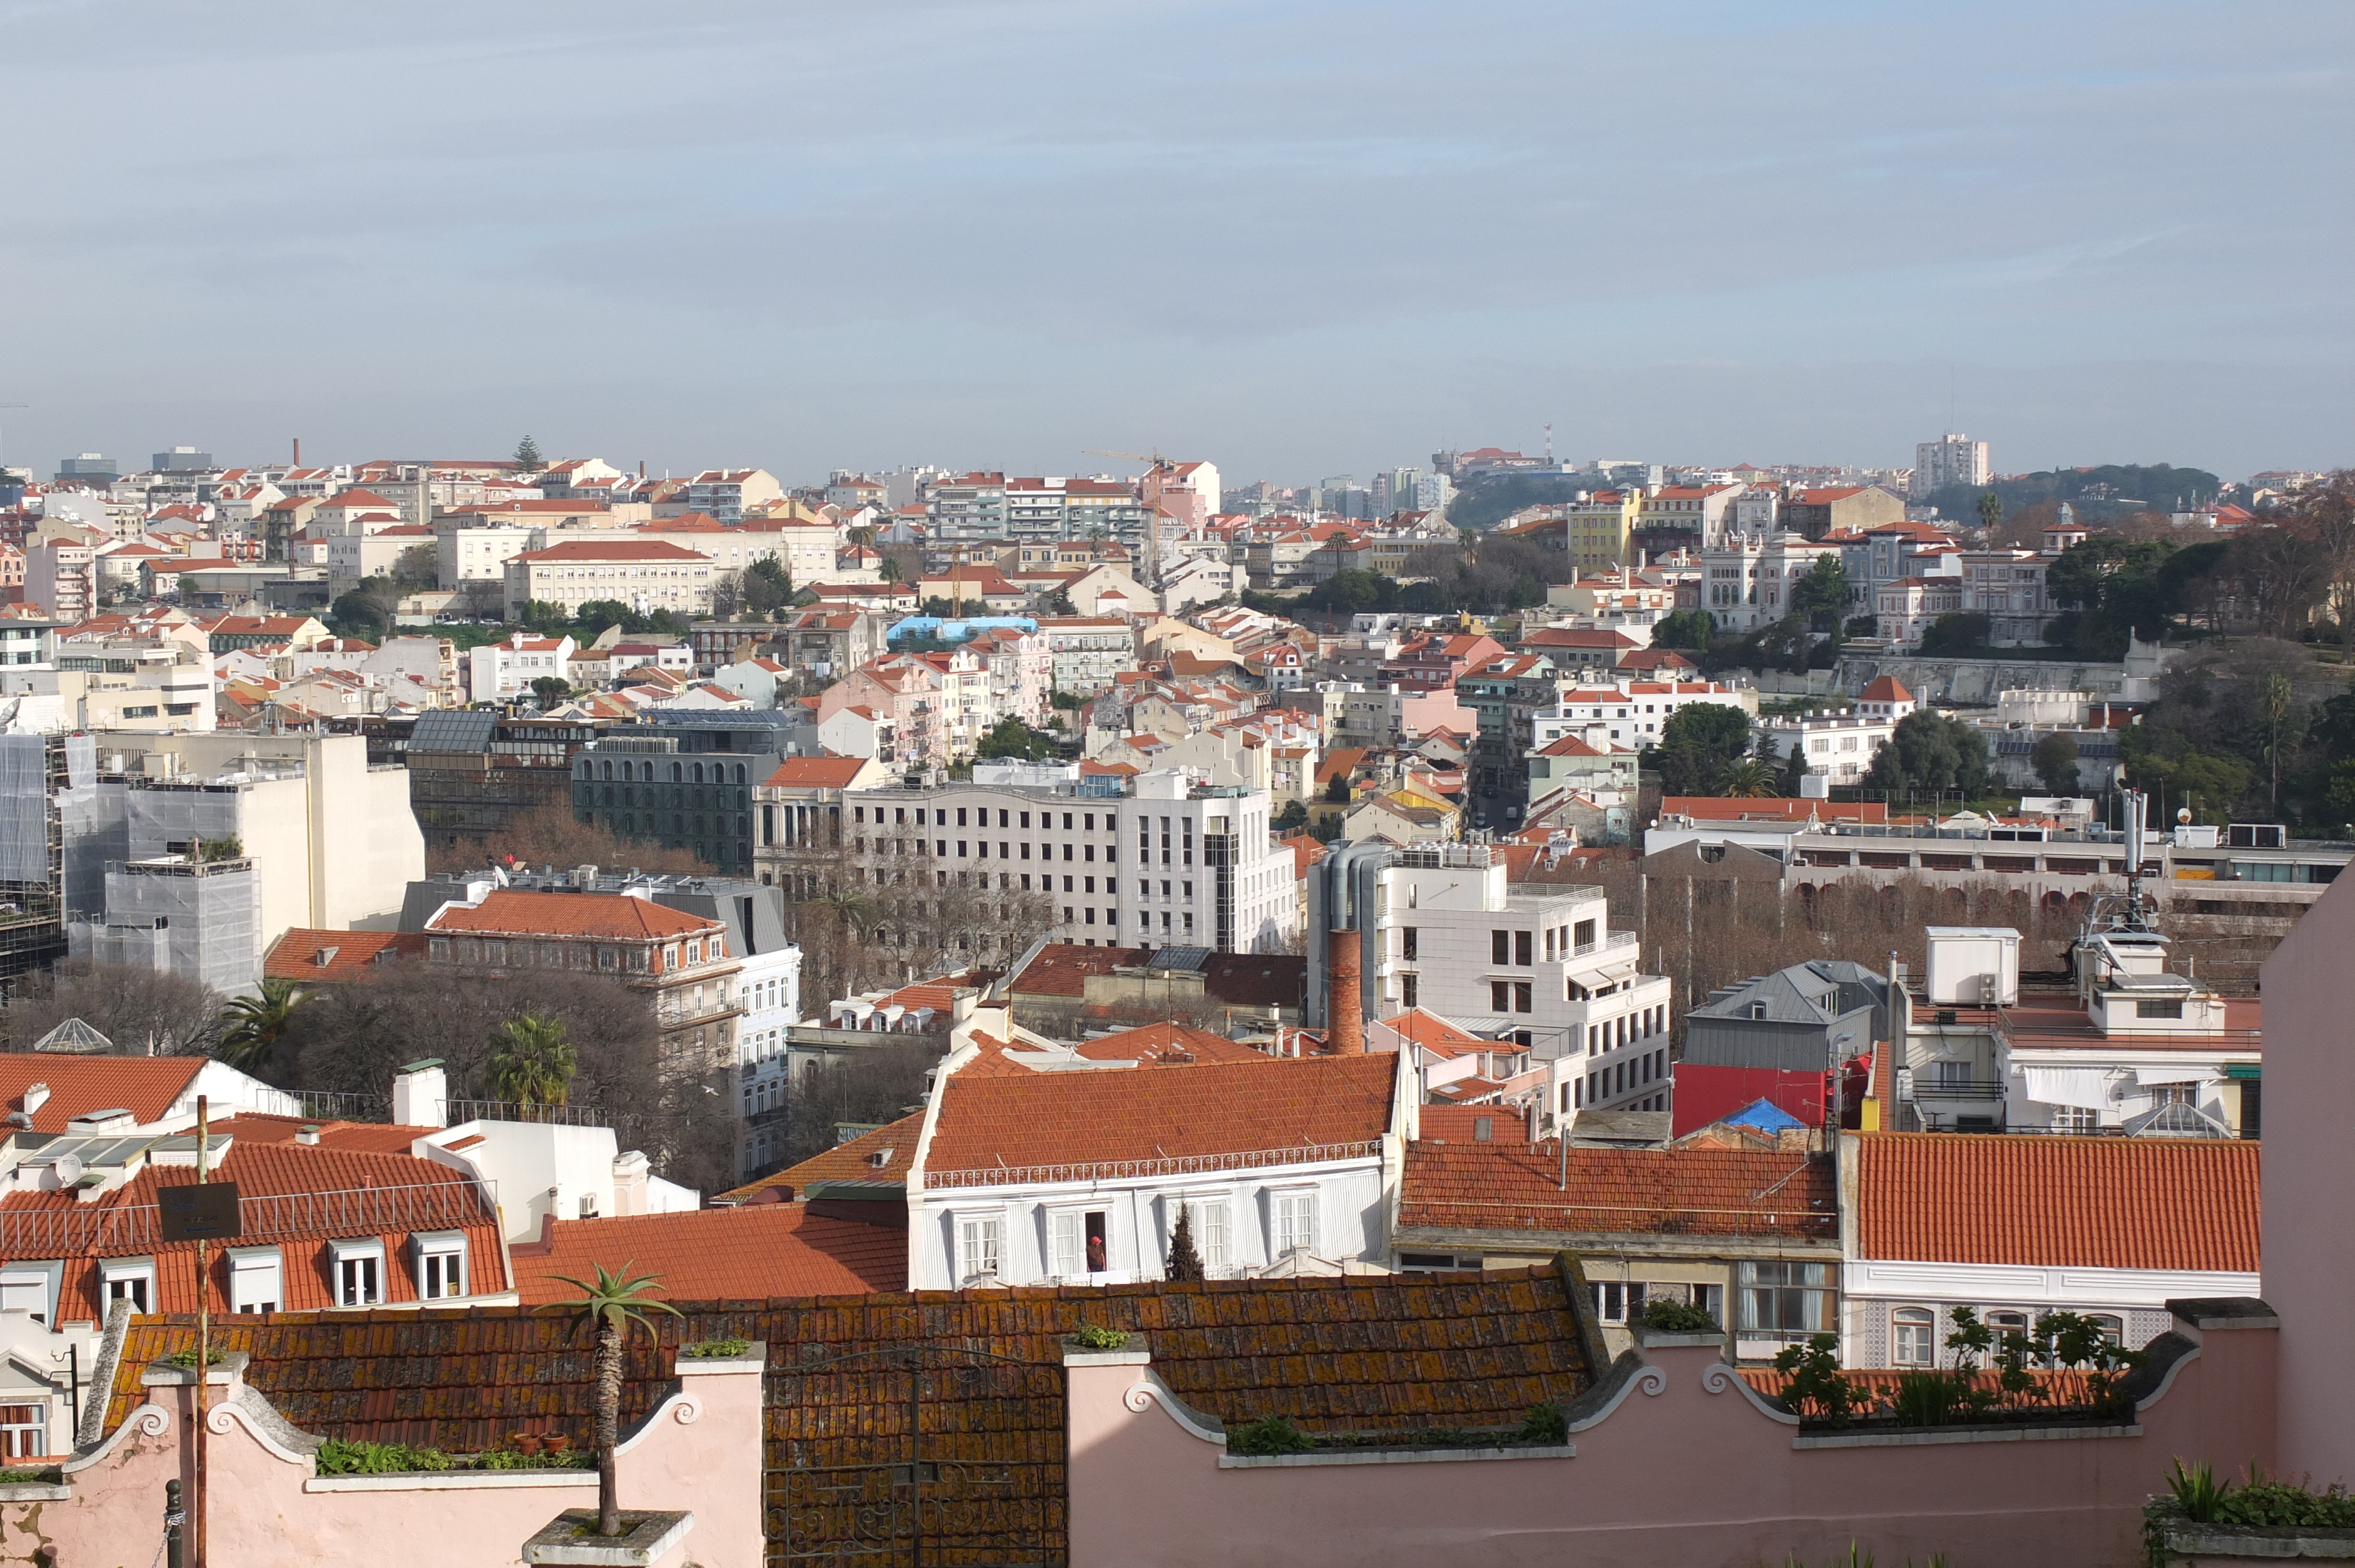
left=692, top=763, right=705, bottom=784
left=733, top=763, right=747, bottom=784
left=600, top=760, right=612, bottom=780
left=1892, top=1307, right=1935, bottom=1367
left=671, top=763, right=683, bottom=783
left=2084, top=1314, right=2124, bottom=1347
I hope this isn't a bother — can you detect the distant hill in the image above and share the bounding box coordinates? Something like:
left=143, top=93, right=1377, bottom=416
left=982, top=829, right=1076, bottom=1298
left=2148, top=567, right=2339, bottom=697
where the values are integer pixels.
left=1445, top=471, right=1587, bottom=531
left=1919, top=463, right=2221, bottom=525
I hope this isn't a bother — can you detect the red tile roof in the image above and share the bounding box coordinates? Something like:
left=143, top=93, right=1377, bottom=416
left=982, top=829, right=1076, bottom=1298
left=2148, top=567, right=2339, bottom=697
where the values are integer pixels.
left=5, top=1141, right=505, bottom=1318
left=1856, top=1132, right=2258, bottom=1272
left=1860, top=675, right=1914, bottom=702
left=424, top=889, right=721, bottom=941
left=263, top=928, right=427, bottom=981
left=212, top=1113, right=437, bottom=1154
left=762, top=755, right=871, bottom=788
left=513, top=540, right=712, bottom=563
left=0, top=1055, right=206, bottom=1129
left=1659, top=797, right=1890, bottom=823
left=1070, top=1022, right=1271, bottom=1066
left=1399, top=1141, right=1837, bottom=1240
left=1008, top=944, right=1145, bottom=998
left=927, top=1053, right=1396, bottom=1181
left=723, top=1112, right=926, bottom=1201
left=511, top=1204, right=905, bottom=1303
left=1418, top=1104, right=1531, bottom=1144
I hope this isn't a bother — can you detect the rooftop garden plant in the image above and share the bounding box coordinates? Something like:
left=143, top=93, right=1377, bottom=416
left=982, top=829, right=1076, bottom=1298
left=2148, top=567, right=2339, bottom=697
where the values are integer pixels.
left=679, top=1338, right=752, bottom=1360
left=1067, top=1324, right=1130, bottom=1351
left=1225, top=1416, right=1315, bottom=1457
left=2145, top=1459, right=2355, bottom=1566
left=1639, top=1298, right=1720, bottom=1333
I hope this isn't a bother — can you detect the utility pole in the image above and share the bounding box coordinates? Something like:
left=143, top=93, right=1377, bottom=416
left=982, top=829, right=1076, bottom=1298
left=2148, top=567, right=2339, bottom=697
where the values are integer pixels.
left=194, top=1095, right=210, bottom=1568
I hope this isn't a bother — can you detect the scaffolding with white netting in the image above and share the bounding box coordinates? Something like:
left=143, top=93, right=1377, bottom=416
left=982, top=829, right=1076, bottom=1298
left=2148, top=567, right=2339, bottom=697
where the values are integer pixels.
left=0, top=734, right=70, bottom=994
left=94, top=856, right=261, bottom=995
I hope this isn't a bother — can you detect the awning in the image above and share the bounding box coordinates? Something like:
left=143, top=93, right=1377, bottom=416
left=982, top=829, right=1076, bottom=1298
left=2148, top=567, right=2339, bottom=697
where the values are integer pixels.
left=2021, top=1067, right=2115, bottom=1110
left=2134, top=1065, right=2215, bottom=1086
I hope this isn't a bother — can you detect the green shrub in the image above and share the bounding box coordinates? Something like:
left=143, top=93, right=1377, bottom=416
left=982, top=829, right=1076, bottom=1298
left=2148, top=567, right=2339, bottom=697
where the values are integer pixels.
left=314, top=1439, right=451, bottom=1476
left=0, top=1467, right=60, bottom=1485
left=164, top=1346, right=228, bottom=1368
left=1515, top=1403, right=1568, bottom=1444
left=1773, top=1334, right=1860, bottom=1429
left=477, top=1447, right=594, bottom=1471
left=679, top=1338, right=753, bottom=1360
left=1067, top=1324, right=1130, bottom=1350
left=1640, top=1298, right=1719, bottom=1333
left=1226, top=1416, right=1315, bottom=1456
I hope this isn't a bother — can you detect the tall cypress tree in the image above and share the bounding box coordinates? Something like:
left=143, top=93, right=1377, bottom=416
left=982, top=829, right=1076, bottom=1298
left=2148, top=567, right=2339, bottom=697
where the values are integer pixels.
left=1166, top=1203, right=1206, bottom=1281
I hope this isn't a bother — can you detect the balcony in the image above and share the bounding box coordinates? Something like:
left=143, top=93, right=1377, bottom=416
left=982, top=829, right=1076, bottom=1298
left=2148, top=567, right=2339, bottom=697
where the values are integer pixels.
left=1906, top=1076, right=2006, bottom=1101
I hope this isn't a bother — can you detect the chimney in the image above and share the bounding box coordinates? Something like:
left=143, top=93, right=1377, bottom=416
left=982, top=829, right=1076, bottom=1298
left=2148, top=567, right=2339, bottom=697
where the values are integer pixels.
left=296, top=1124, right=320, bottom=1145
left=611, top=1150, right=650, bottom=1217
left=292, top=437, right=300, bottom=466
left=1326, top=926, right=1363, bottom=1054
left=393, top=1058, right=448, bottom=1128
left=22, top=1083, right=48, bottom=1121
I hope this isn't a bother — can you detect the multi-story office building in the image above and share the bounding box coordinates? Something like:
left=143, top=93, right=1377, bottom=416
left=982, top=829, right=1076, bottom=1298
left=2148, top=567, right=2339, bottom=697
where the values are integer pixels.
left=1912, top=434, right=1991, bottom=498
left=1036, top=617, right=1136, bottom=696
left=843, top=769, right=1299, bottom=954
left=927, top=473, right=1009, bottom=545
left=570, top=713, right=808, bottom=873
left=1306, top=843, right=1674, bottom=1130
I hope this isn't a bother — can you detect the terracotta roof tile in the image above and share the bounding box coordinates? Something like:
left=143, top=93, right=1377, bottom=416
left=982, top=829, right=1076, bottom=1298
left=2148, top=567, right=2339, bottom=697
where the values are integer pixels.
left=1855, top=1131, right=2258, bottom=1272
left=1399, top=1141, right=1836, bottom=1240
left=927, top=1054, right=1396, bottom=1180
left=263, top=928, right=426, bottom=981
left=424, top=889, right=721, bottom=941
left=0, top=1055, right=205, bottom=1128
left=511, top=1205, right=905, bottom=1303
left=723, top=1113, right=927, bottom=1201
left=1069, top=1022, right=1272, bottom=1066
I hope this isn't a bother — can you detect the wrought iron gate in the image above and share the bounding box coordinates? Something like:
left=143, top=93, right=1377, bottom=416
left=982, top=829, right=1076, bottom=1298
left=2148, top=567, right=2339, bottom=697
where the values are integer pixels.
left=765, top=1343, right=1065, bottom=1567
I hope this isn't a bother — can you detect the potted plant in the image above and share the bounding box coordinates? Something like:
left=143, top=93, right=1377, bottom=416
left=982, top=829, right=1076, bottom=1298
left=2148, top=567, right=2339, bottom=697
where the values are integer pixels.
left=545, top=1264, right=681, bottom=1537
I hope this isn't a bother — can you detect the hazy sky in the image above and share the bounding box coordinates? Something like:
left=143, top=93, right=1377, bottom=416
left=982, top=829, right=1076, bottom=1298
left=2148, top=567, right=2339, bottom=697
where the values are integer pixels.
left=1, top=1, right=2346, bottom=487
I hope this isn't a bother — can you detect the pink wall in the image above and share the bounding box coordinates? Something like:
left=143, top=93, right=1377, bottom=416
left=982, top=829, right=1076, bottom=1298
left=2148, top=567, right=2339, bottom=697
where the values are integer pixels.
left=0, top=1348, right=766, bottom=1568
left=1067, top=1313, right=2277, bottom=1568
left=2258, top=872, right=2353, bottom=1486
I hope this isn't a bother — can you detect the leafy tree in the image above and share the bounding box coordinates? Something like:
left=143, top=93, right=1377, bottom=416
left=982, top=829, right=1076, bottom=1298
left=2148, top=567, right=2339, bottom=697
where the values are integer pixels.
left=529, top=676, right=572, bottom=709
left=1788, top=554, right=1850, bottom=631
left=1918, top=612, right=1991, bottom=656
left=393, top=542, right=439, bottom=589
left=1651, top=609, right=1716, bottom=652
left=215, top=978, right=306, bottom=1077
left=1648, top=704, right=1752, bottom=796
left=1843, top=614, right=1880, bottom=639
left=1322, top=773, right=1352, bottom=804
left=2046, top=535, right=2182, bottom=654
left=1776, top=742, right=1812, bottom=798
left=574, top=599, right=641, bottom=637
left=485, top=1009, right=576, bottom=1108
left=974, top=716, right=1059, bottom=761
left=1037, top=587, right=1077, bottom=617
left=545, top=1265, right=681, bottom=1537
left=2325, top=759, right=2355, bottom=825
left=2029, top=732, right=2081, bottom=797
left=1862, top=710, right=1990, bottom=802
left=1273, top=799, right=1308, bottom=832
left=330, top=589, right=390, bottom=638
left=513, top=435, right=544, bottom=474
left=742, top=557, right=792, bottom=616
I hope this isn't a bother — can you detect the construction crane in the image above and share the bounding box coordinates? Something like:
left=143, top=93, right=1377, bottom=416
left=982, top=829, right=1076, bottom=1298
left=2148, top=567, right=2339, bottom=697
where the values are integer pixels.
left=1080, top=449, right=1178, bottom=583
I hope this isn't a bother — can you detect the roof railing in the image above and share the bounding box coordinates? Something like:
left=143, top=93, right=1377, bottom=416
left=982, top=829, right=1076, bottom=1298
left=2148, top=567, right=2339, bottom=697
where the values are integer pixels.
left=928, top=1139, right=1384, bottom=1190
left=0, top=1177, right=498, bottom=1256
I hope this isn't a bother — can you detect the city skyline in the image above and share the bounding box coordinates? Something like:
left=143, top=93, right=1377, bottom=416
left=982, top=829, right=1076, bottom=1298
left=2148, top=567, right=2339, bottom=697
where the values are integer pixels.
left=2, top=1, right=2347, bottom=481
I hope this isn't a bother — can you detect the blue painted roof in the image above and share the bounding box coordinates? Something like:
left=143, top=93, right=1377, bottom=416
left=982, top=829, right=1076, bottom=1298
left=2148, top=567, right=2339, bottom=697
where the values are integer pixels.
left=1722, top=1097, right=1806, bottom=1134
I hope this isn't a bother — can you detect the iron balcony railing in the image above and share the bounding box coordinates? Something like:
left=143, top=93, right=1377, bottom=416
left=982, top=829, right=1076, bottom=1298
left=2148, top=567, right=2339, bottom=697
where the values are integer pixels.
left=927, top=1140, right=1384, bottom=1190
left=286, top=1089, right=392, bottom=1123
left=1570, top=931, right=1640, bottom=959
left=1908, top=1078, right=2007, bottom=1101
left=0, top=1178, right=499, bottom=1256
left=440, top=1098, right=612, bottom=1128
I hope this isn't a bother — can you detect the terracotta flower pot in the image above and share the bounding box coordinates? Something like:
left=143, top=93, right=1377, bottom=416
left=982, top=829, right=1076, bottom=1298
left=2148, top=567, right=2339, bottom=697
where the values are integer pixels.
left=514, top=1434, right=543, bottom=1456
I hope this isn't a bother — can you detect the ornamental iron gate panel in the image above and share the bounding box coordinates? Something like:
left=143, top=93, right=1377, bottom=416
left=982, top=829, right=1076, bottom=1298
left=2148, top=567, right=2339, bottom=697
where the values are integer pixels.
left=765, top=1343, right=1065, bottom=1567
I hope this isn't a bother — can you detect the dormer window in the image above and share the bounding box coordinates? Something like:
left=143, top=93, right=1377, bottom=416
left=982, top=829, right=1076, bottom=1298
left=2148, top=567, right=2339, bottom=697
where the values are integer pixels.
left=413, top=1232, right=467, bottom=1300
left=329, top=1240, right=385, bottom=1307
left=100, top=1258, right=155, bottom=1315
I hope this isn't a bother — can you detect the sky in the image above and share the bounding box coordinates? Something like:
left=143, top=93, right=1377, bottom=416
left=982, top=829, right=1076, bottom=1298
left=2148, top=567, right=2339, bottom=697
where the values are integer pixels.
left=0, top=0, right=2347, bottom=488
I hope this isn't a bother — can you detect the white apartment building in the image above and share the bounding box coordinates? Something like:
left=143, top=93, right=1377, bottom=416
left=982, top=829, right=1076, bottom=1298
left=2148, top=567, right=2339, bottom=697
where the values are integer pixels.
left=1912, top=434, right=1991, bottom=498
left=503, top=540, right=718, bottom=620
left=467, top=633, right=576, bottom=703
left=680, top=469, right=783, bottom=523
left=1699, top=532, right=1844, bottom=633
left=734, top=942, right=804, bottom=1177
left=1324, top=844, right=1675, bottom=1130
left=1638, top=483, right=1747, bottom=549
left=1753, top=713, right=1900, bottom=787
left=1037, top=617, right=1136, bottom=696
left=1876, top=577, right=1966, bottom=647
left=843, top=769, right=1299, bottom=952
left=1530, top=679, right=1753, bottom=749
left=439, top=524, right=536, bottom=587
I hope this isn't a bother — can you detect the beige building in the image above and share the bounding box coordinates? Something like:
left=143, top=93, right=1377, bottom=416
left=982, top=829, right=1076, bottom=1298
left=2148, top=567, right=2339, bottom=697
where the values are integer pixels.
left=503, top=539, right=718, bottom=620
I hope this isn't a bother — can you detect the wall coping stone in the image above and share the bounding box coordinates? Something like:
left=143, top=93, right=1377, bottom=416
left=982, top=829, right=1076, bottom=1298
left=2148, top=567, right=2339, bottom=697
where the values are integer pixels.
left=1793, top=1423, right=2140, bottom=1450
left=0, top=1483, right=69, bottom=1502
left=2161, top=1523, right=2355, bottom=1559
left=1062, top=1333, right=1150, bottom=1367
left=307, top=1470, right=599, bottom=1493
left=675, top=1341, right=767, bottom=1376
left=1220, top=1444, right=1575, bottom=1469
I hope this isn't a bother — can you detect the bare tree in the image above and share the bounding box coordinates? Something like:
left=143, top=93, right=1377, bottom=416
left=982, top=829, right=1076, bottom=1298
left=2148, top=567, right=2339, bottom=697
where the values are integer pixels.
left=431, top=802, right=705, bottom=878
left=776, top=1038, right=940, bottom=1170
left=4, top=961, right=224, bottom=1056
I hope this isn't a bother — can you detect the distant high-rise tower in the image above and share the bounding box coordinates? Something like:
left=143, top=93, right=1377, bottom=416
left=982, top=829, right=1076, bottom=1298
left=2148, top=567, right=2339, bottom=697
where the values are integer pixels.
left=1912, top=434, right=1990, bottom=498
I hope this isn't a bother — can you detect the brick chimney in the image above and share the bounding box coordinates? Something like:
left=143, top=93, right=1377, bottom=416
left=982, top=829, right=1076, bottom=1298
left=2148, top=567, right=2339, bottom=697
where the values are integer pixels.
left=1327, top=926, right=1363, bottom=1054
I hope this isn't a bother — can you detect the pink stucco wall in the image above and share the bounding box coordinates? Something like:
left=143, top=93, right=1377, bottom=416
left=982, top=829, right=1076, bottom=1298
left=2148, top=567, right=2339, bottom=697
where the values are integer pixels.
left=0, top=1349, right=765, bottom=1568
left=2259, top=872, right=2353, bottom=1486
left=1068, top=1313, right=2277, bottom=1568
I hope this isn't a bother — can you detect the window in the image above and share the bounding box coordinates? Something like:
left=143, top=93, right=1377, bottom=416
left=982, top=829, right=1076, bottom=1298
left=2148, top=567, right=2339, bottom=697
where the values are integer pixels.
left=228, top=1248, right=283, bottom=1314
left=0, top=1268, right=49, bottom=1323
left=1492, top=981, right=1510, bottom=1012
left=0, top=1404, right=45, bottom=1460
left=1737, top=1261, right=1833, bottom=1338
left=100, top=1260, right=154, bottom=1315
left=1401, top=927, right=1417, bottom=961
left=2136, top=999, right=2185, bottom=1020
left=1593, top=1281, right=1646, bottom=1325
left=957, top=1214, right=1003, bottom=1284
left=1492, top=930, right=1510, bottom=965
left=2084, top=1314, right=2125, bottom=1347
left=1985, top=1308, right=2028, bottom=1337
left=331, top=1241, right=386, bottom=1307
left=414, top=1233, right=467, bottom=1299
left=1514, top=982, right=1533, bottom=1014
left=1892, top=1307, right=1935, bottom=1366
left=1271, top=1191, right=1317, bottom=1256
left=1401, top=974, right=1418, bottom=1009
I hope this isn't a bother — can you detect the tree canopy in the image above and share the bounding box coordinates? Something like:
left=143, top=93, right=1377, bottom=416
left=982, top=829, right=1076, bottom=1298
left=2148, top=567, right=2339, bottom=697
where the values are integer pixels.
left=1862, top=710, right=1990, bottom=802
left=1647, top=703, right=1753, bottom=796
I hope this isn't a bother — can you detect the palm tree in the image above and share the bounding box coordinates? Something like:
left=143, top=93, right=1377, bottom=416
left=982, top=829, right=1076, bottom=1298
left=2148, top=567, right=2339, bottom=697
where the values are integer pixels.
left=545, top=1264, right=681, bottom=1537
left=1722, top=758, right=1777, bottom=798
left=215, top=978, right=304, bottom=1075
left=485, top=1010, right=576, bottom=1109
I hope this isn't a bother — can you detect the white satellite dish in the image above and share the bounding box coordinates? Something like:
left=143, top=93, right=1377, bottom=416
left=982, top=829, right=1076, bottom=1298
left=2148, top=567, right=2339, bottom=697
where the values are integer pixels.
left=51, top=1154, right=83, bottom=1185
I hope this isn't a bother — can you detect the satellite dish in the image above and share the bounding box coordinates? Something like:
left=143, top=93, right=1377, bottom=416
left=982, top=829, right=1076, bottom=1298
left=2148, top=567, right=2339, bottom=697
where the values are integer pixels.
left=52, top=1154, right=82, bottom=1185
